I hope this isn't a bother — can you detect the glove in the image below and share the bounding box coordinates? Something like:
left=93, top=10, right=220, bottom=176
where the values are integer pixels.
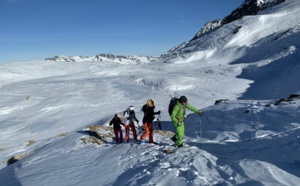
left=177, top=121, right=182, bottom=126
left=198, top=110, right=203, bottom=116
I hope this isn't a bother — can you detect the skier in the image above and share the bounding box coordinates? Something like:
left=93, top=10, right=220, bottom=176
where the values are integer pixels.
left=141, top=99, right=161, bottom=143
left=170, top=96, right=203, bottom=148
left=109, top=114, right=125, bottom=144
left=123, top=106, right=140, bottom=143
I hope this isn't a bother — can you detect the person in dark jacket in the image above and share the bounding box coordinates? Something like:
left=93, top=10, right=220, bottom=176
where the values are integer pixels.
left=123, top=106, right=139, bottom=142
left=109, top=114, right=125, bottom=144
left=141, top=99, right=160, bottom=143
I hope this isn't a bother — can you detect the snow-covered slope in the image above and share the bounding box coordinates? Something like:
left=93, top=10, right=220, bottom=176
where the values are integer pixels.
left=0, top=0, right=300, bottom=185
left=159, top=0, right=300, bottom=99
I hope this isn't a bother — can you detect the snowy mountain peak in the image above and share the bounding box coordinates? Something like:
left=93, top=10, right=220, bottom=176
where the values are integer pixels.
left=159, top=0, right=296, bottom=64
left=191, top=0, right=286, bottom=40
left=222, top=0, right=285, bottom=24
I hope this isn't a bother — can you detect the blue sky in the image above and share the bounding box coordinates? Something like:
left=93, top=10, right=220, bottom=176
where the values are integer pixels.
left=0, top=0, right=244, bottom=64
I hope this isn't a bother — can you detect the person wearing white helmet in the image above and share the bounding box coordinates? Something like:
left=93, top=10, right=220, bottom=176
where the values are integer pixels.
left=123, top=106, right=139, bottom=143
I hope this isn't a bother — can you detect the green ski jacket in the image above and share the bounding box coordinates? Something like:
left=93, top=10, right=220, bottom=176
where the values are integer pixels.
left=171, top=100, right=198, bottom=125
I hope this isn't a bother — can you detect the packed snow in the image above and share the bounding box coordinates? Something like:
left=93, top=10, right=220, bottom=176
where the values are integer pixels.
left=0, top=0, right=300, bottom=185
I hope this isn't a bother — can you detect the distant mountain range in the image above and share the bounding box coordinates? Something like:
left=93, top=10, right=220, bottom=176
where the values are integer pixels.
left=45, top=53, right=157, bottom=64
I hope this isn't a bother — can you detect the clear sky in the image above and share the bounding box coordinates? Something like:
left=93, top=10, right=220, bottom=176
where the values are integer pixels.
left=0, top=0, right=244, bottom=64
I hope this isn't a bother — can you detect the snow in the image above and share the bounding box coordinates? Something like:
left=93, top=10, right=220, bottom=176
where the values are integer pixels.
left=0, top=0, right=300, bottom=185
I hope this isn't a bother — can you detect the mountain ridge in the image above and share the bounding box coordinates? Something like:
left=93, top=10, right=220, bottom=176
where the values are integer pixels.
left=160, top=0, right=288, bottom=62
left=45, top=53, right=157, bottom=64
left=192, top=0, right=286, bottom=41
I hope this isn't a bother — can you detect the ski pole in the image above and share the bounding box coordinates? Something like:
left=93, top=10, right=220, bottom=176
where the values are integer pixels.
left=199, top=113, right=202, bottom=145
left=157, top=114, right=162, bottom=130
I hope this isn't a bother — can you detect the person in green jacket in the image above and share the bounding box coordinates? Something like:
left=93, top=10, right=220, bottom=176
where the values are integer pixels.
left=170, top=95, right=203, bottom=147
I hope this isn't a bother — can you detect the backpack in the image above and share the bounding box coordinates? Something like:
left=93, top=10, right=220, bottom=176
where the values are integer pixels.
left=168, top=97, right=179, bottom=116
